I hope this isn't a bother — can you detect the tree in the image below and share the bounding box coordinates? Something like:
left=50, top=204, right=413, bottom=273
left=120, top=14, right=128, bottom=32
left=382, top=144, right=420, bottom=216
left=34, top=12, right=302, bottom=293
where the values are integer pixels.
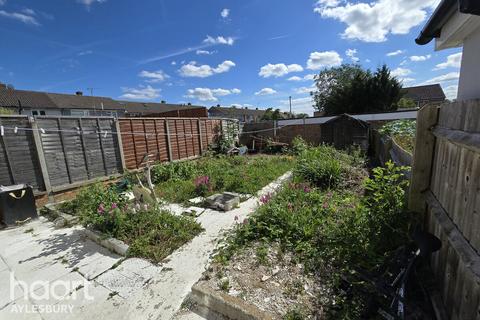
left=261, top=108, right=283, bottom=121
left=312, top=64, right=402, bottom=116
left=397, top=97, right=417, bottom=109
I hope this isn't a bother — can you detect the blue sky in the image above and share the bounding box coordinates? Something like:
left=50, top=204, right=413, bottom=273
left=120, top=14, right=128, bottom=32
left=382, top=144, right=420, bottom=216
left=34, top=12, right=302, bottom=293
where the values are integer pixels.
left=0, top=0, right=463, bottom=115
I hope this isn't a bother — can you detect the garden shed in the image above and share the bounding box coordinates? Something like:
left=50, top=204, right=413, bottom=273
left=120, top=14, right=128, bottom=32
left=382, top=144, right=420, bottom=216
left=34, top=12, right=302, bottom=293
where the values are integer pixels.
left=320, top=114, right=370, bottom=151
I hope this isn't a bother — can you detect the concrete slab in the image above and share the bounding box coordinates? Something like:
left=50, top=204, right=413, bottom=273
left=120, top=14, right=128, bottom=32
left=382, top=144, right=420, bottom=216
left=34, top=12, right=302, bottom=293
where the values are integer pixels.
left=0, top=269, right=25, bottom=310
left=0, top=299, right=43, bottom=320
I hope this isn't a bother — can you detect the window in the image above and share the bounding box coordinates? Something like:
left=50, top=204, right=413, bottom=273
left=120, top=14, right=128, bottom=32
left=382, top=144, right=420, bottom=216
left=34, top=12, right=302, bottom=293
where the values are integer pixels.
left=40, top=111, right=46, bottom=116
left=32, top=111, right=38, bottom=116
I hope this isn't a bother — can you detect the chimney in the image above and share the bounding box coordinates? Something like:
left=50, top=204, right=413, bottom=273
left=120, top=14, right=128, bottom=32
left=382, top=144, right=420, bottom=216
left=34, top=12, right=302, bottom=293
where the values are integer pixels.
left=76, top=91, right=83, bottom=96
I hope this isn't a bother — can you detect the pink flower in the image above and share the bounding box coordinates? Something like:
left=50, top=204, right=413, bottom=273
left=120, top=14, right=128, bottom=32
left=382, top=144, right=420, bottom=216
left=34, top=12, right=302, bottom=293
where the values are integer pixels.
left=303, top=186, right=311, bottom=193
left=111, top=203, right=118, bottom=210
left=260, top=193, right=272, bottom=204
left=322, top=202, right=328, bottom=209
left=242, top=218, right=248, bottom=225
left=287, top=203, right=294, bottom=211
left=97, top=203, right=105, bottom=214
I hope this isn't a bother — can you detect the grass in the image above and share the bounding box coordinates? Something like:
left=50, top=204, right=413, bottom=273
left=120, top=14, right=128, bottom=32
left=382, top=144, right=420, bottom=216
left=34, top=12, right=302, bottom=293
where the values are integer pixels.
left=154, top=155, right=294, bottom=203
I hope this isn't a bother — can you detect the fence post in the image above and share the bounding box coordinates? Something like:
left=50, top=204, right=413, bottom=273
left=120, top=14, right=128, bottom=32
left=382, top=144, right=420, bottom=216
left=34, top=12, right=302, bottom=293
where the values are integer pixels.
left=31, top=118, right=52, bottom=195
left=165, top=119, right=173, bottom=162
left=198, top=119, right=203, bottom=155
left=408, top=104, right=440, bottom=214
left=114, top=119, right=127, bottom=172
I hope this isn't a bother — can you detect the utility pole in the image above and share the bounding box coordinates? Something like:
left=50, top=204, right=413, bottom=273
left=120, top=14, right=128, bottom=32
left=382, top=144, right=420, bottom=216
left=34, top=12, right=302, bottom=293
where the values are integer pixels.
left=289, top=96, right=292, bottom=118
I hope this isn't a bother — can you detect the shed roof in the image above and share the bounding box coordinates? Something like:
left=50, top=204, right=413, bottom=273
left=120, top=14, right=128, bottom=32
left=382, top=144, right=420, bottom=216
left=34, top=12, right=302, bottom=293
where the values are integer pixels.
left=47, top=93, right=123, bottom=110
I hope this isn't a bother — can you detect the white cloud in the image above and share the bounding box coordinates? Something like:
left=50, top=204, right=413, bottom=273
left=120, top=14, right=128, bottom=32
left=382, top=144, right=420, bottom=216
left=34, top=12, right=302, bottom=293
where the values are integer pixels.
left=422, top=72, right=460, bottom=84
left=398, top=77, right=415, bottom=84
left=434, top=52, right=462, bottom=70
left=391, top=67, right=412, bottom=77
left=288, top=74, right=316, bottom=82
left=387, top=50, right=405, bottom=57
left=444, top=85, right=458, bottom=100
left=179, top=60, right=236, bottom=78
left=171, top=61, right=177, bottom=66
left=221, top=8, right=230, bottom=18
left=317, top=0, right=340, bottom=7
left=307, top=51, right=342, bottom=70
left=77, top=0, right=106, bottom=8
left=120, top=85, right=161, bottom=100
left=295, top=86, right=316, bottom=94
left=255, top=88, right=277, bottom=96
left=259, top=63, right=303, bottom=78
left=0, top=9, right=40, bottom=25
left=78, top=50, right=93, bottom=56
left=196, top=49, right=216, bottom=55
left=203, top=35, right=235, bottom=46
left=139, top=70, right=170, bottom=83
left=410, top=54, right=431, bottom=62
left=316, top=0, right=440, bottom=42
left=346, top=48, right=359, bottom=62
left=185, top=87, right=241, bottom=102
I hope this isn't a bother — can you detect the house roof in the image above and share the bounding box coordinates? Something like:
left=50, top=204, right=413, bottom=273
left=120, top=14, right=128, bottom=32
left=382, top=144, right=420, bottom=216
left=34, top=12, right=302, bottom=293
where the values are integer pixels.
left=0, top=87, right=206, bottom=114
left=208, top=106, right=266, bottom=117
left=0, top=88, right=57, bottom=109
left=47, top=93, right=123, bottom=110
left=416, top=0, right=480, bottom=45
left=402, top=84, right=446, bottom=101
left=119, top=101, right=205, bottom=114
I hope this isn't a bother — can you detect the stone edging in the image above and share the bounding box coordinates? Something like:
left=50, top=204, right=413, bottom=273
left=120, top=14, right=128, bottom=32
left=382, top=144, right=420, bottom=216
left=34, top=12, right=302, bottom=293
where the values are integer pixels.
left=83, top=229, right=129, bottom=256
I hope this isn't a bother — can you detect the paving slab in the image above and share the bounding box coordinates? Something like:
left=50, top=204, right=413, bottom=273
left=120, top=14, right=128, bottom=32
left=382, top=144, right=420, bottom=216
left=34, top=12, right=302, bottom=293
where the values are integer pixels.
left=0, top=269, right=25, bottom=310
left=0, top=299, right=43, bottom=320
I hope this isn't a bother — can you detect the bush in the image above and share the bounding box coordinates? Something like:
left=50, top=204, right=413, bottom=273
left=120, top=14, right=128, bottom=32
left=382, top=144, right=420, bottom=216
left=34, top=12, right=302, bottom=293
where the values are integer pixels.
left=61, top=183, right=128, bottom=235
left=290, top=136, right=309, bottom=156
left=379, top=120, right=416, bottom=137
left=151, top=161, right=197, bottom=183
left=294, top=145, right=342, bottom=189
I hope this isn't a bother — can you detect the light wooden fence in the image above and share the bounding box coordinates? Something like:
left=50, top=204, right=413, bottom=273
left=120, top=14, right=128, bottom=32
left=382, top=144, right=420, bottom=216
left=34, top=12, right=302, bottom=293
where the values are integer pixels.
left=0, top=116, right=237, bottom=195
left=409, top=100, right=480, bottom=319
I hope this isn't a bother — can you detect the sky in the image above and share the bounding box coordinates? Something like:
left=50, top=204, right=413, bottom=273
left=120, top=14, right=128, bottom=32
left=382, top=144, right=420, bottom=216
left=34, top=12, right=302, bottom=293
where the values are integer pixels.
left=0, top=0, right=463, bottom=115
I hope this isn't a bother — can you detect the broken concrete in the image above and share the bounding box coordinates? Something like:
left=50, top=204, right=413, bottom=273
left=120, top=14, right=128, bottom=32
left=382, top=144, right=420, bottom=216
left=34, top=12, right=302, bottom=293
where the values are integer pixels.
left=206, top=192, right=240, bottom=212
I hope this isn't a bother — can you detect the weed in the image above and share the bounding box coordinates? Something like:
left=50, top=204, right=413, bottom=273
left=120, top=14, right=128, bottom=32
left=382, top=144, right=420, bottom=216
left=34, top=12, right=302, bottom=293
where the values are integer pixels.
left=218, top=278, right=230, bottom=292
left=24, top=228, right=34, bottom=233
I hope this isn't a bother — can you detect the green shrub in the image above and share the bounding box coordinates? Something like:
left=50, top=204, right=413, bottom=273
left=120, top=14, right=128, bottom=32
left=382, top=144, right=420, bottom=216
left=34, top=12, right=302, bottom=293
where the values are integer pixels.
left=61, top=183, right=128, bottom=235
left=290, top=136, right=309, bottom=155
left=379, top=119, right=416, bottom=137
left=151, top=161, right=197, bottom=183
left=294, top=145, right=342, bottom=189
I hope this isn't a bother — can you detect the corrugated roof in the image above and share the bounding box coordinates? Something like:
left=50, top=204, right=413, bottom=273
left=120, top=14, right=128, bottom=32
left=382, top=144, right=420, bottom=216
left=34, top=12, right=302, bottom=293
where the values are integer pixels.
left=402, top=84, right=446, bottom=101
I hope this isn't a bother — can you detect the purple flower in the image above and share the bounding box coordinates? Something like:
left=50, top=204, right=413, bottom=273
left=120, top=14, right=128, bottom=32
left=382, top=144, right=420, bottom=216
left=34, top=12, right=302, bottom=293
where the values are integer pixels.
left=97, top=203, right=105, bottom=214
left=322, top=202, right=329, bottom=209
left=242, top=218, right=248, bottom=225
left=303, top=186, right=311, bottom=193
left=194, top=175, right=210, bottom=187
left=260, top=193, right=272, bottom=204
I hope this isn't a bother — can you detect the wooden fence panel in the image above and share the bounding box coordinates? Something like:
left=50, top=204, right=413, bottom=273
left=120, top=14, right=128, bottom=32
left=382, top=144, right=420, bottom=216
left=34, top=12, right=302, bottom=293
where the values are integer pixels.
left=118, top=118, right=226, bottom=170
left=409, top=100, right=480, bottom=318
left=35, top=116, right=123, bottom=191
left=0, top=116, right=44, bottom=192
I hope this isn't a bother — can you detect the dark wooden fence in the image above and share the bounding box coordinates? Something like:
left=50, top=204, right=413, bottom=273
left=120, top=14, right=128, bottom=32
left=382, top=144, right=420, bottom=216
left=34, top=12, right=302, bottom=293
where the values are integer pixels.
left=409, top=101, right=480, bottom=319
left=0, top=115, right=233, bottom=194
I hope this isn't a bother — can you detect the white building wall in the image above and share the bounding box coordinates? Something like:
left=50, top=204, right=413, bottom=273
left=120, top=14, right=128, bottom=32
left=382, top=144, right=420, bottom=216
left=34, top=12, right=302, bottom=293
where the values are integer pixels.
left=458, top=27, right=480, bottom=100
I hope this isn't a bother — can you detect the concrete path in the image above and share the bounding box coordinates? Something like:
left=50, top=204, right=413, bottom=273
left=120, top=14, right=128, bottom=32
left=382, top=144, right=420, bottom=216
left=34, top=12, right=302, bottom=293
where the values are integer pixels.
left=0, top=172, right=291, bottom=320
